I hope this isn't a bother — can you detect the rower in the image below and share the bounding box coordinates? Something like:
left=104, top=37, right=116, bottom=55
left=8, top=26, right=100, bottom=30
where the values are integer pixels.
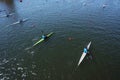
left=19, top=19, right=23, bottom=23
left=83, top=48, right=87, bottom=53
left=41, top=35, right=47, bottom=40
left=6, top=14, right=9, bottom=17
left=102, top=4, right=107, bottom=8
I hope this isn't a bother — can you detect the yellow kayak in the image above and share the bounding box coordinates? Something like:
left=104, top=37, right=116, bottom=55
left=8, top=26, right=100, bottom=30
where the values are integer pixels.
left=33, top=32, right=54, bottom=47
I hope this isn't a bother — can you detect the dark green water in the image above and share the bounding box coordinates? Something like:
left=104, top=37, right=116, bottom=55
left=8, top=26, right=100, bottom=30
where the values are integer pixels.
left=0, top=0, right=120, bottom=80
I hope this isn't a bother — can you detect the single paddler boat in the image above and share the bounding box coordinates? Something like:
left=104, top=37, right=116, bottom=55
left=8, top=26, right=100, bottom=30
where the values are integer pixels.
left=77, top=41, right=91, bottom=66
left=0, top=13, right=14, bottom=17
left=7, top=18, right=29, bottom=26
left=33, top=32, right=53, bottom=47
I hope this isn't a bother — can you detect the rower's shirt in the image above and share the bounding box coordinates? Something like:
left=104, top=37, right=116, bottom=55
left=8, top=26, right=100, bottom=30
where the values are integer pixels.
left=42, top=35, right=46, bottom=39
left=84, top=48, right=87, bottom=53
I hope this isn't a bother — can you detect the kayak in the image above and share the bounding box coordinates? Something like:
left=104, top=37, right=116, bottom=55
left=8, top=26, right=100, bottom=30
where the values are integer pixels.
left=33, top=32, right=54, bottom=47
left=77, top=41, right=91, bottom=66
left=7, top=18, right=28, bottom=26
left=0, top=13, right=14, bottom=17
left=0, top=9, right=5, bottom=12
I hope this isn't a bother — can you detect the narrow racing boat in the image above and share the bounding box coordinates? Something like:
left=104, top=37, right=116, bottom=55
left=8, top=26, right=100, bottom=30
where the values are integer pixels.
left=33, top=32, right=53, bottom=47
left=7, top=18, right=28, bottom=26
left=0, top=13, right=14, bottom=17
left=77, top=41, right=91, bottom=66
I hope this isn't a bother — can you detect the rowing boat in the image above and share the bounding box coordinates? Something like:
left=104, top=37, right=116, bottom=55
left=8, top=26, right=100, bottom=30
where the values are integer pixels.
left=7, top=18, right=28, bottom=26
left=77, top=41, right=91, bottom=66
left=0, top=13, right=14, bottom=17
left=33, top=32, right=53, bottom=47
left=0, top=9, right=5, bottom=12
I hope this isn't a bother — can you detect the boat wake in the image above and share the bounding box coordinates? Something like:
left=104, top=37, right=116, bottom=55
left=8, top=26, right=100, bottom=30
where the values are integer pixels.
left=24, top=47, right=32, bottom=51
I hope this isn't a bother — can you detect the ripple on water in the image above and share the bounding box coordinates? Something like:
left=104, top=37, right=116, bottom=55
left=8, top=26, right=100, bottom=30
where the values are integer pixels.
left=21, top=73, right=27, bottom=78
left=17, top=67, right=23, bottom=71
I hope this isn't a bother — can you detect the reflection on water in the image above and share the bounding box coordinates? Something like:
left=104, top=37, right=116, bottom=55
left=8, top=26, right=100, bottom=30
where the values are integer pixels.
left=4, top=0, right=15, bottom=13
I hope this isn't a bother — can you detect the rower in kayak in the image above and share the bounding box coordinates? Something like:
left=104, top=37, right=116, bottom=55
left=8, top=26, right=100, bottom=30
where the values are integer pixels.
left=0, top=13, right=14, bottom=18
left=19, top=19, right=23, bottom=23
left=6, top=14, right=10, bottom=17
left=41, top=31, right=48, bottom=40
left=84, top=47, right=92, bottom=60
left=33, top=32, right=53, bottom=47
left=18, top=19, right=28, bottom=23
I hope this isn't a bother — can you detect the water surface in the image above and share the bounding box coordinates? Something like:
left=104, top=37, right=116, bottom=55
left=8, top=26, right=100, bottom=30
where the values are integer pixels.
left=0, top=0, right=120, bottom=80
